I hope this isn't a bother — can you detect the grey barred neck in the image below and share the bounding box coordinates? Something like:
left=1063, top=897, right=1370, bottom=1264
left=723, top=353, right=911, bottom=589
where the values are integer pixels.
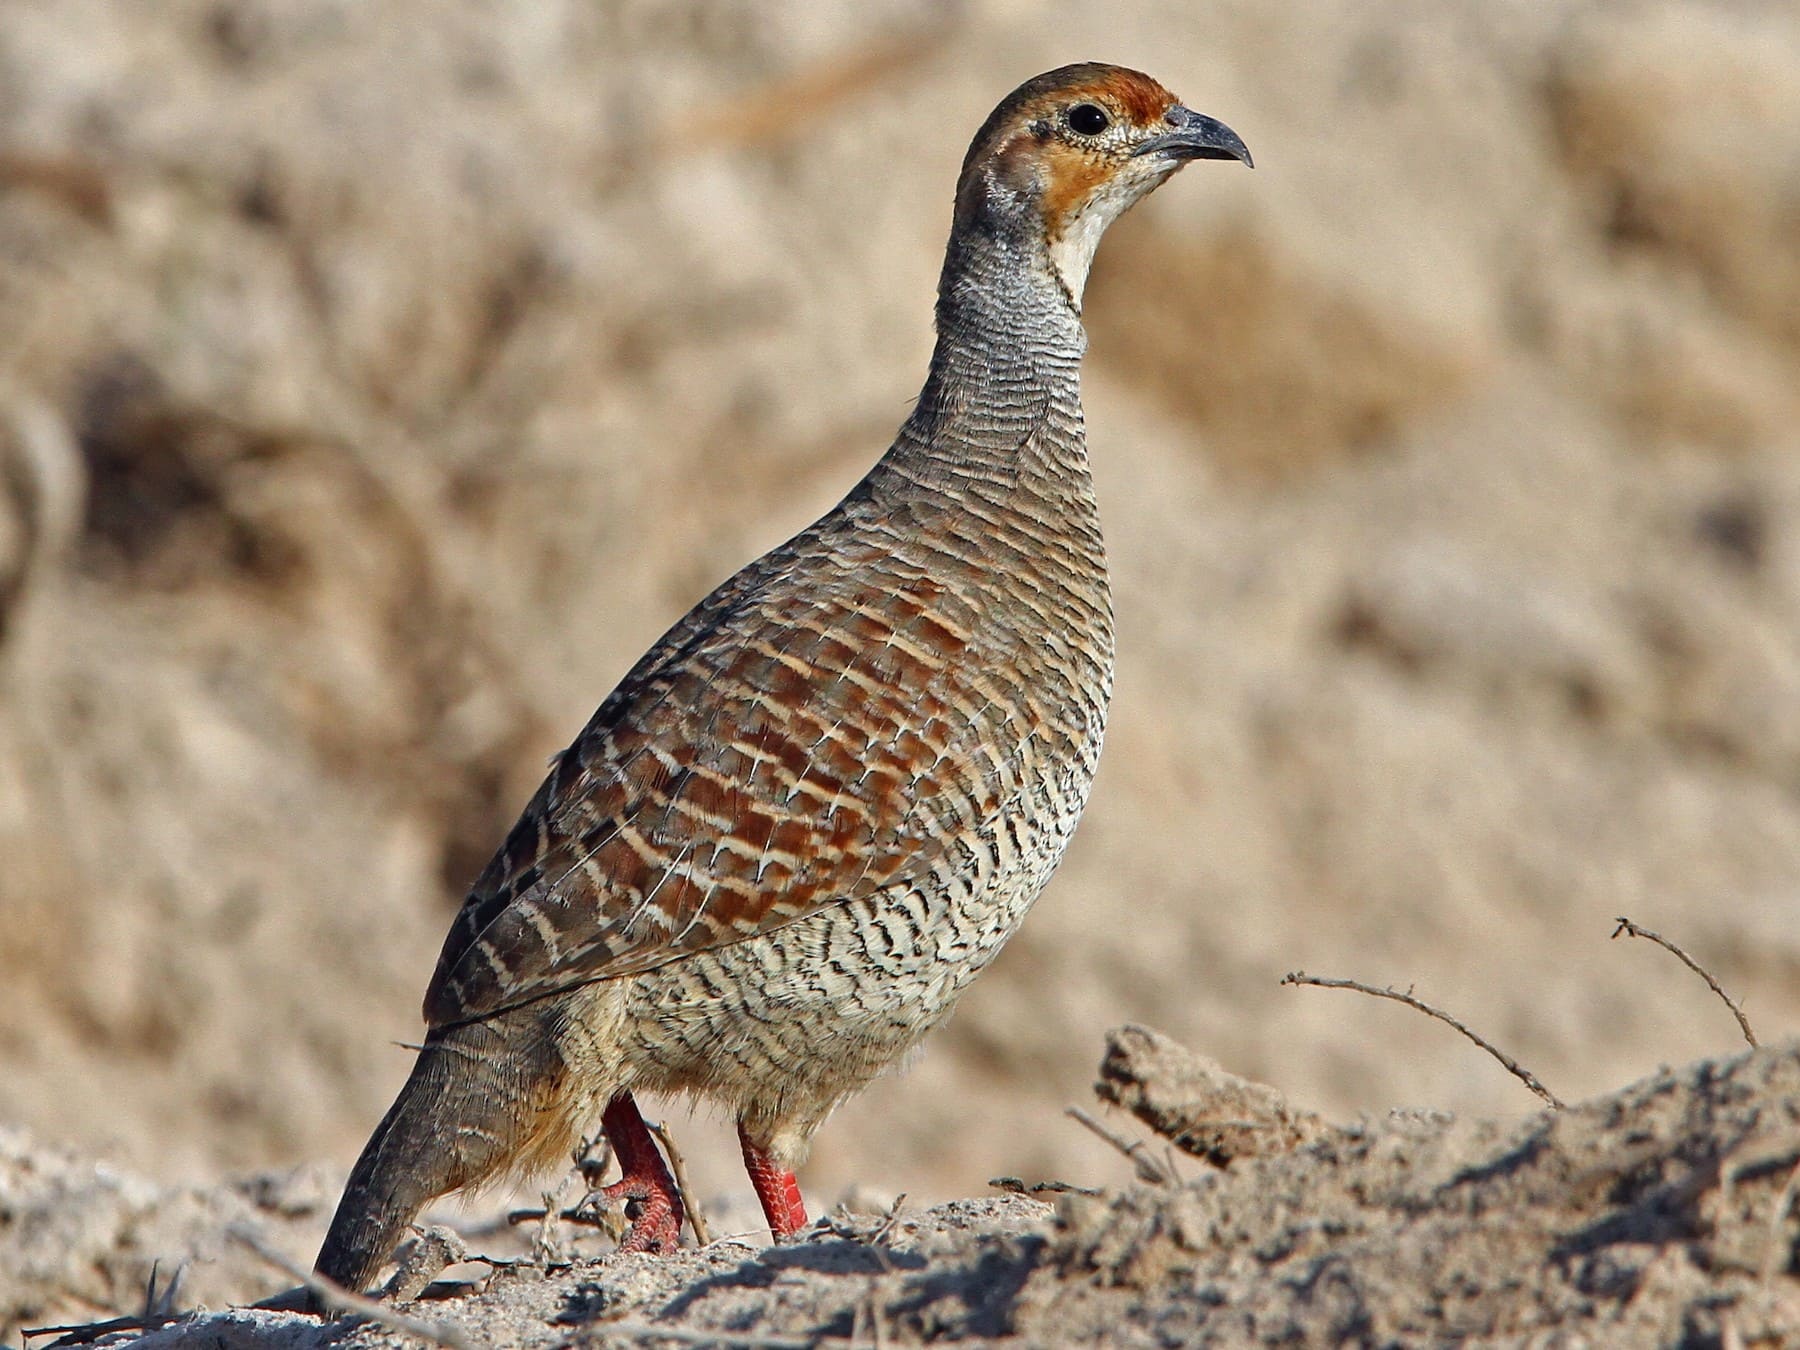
left=875, top=221, right=1091, bottom=503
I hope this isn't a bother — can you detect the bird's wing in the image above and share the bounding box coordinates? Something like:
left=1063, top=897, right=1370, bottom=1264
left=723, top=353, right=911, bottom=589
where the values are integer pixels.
left=422, top=520, right=1032, bottom=1029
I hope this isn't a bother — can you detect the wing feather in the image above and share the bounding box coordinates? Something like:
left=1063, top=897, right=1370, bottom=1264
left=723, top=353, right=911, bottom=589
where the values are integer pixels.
left=423, top=515, right=1025, bottom=1029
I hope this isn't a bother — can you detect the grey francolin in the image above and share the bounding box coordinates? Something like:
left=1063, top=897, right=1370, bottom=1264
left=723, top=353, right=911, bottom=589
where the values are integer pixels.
left=314, top=62, right=1249, bottom=1296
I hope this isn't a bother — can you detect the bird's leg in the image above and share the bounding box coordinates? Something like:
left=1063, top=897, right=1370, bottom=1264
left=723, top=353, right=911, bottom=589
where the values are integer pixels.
left=599, top=1093, right=685, bottom=1253
left=737, top=1121, right=809, bottom=1240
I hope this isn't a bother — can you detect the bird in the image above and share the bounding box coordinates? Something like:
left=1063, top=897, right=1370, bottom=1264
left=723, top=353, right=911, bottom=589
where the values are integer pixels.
left=312, top=61, right=1250, bottom=1297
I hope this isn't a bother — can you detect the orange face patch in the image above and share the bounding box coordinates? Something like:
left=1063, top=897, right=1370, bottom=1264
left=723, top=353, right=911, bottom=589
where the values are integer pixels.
left=953, top=64, right=1185, bottom=239
left=1037, top=141, right=1115, bottom=240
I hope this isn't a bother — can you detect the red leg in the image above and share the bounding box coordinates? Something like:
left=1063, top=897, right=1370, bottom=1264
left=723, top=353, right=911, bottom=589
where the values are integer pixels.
left=738, top=1122, right=809, bottom=1240
left=600, top=1093, right=684, bottom=1253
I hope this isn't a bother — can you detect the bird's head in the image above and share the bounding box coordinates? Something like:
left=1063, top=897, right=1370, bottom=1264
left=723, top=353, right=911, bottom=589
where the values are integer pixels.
left=953, top=63, right=1251, bottom=308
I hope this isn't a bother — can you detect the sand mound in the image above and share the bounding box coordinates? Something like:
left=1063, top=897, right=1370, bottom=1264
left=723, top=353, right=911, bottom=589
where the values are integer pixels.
left=7, top=1030, right=1797, bottom=1346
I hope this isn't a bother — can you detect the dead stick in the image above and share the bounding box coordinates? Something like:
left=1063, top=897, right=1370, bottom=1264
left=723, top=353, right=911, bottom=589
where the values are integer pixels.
left=1282, top=971, right=1564, bottom=1110
left=990, top=1176, right=1103, bottom=1197
left=1611, top=916, right=1758, bottom=1048
left=645, top=1119, right=714, bottom=1246
left=865, top=1191, right=909, bottom=1273
left=1066, top=1105, right=1173, bottom=1184
left=229, top=1226, right=482, bottom=1350
left=505, top=1204, right=616, bottom=1229
left=23, top=1315, right=181, bottom=1346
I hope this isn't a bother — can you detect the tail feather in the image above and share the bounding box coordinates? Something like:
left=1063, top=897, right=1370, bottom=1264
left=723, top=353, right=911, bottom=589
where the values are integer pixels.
left=312, top=1012, right=569, bottom=1300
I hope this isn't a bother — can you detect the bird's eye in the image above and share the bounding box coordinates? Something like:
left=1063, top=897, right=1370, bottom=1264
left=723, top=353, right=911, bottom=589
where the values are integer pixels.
left=1067, top=103, right=1110, bottom=136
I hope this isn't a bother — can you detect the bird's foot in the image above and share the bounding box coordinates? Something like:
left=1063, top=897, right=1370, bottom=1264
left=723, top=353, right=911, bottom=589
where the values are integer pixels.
left=600, top=1173, right=685, bottom=1254
left=600, top=1092, right=686, bottom=1254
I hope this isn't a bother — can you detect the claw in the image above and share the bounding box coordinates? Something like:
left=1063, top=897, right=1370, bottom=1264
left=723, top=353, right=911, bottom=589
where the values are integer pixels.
left=600, top=1093, right=685, bottom=1253
left=601, top=1174, right=683, bottom=1253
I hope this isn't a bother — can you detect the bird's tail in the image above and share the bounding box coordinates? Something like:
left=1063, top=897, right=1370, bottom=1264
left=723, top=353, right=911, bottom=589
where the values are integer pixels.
left=312, top=1006, right=576, bottom=1301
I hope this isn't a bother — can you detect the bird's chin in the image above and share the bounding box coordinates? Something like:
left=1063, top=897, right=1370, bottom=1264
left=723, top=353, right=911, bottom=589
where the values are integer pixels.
left=1123, top=159, right=1182, bottom=201
left=1138, top=151, right=1205, bottom=181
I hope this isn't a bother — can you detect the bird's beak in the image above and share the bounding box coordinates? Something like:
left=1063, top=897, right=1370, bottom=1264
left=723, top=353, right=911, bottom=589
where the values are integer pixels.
left=1133, top=107, right=1253, bottom=168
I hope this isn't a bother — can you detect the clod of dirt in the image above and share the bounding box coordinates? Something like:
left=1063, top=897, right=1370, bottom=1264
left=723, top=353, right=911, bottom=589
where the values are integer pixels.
left=1053, top=1038, right=1800, bottom=1346
left=1097, top=1023, right=1329, bottom=1166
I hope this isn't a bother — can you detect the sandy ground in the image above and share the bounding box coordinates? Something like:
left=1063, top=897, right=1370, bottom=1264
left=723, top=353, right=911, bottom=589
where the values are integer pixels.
left=6, top=1028, right=1799, bottom=1345
left=2, top=0, right=1799, bottom=1341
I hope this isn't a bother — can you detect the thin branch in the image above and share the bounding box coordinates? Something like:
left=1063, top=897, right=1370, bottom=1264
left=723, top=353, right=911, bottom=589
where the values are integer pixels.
left=989, top=1176, right=1104, bottom=1198
left=857, top=1192, right=910, bottom=1275
left=645, top=1119, right=714, bottom=1246
left=1612, top=916, right=1758, bottom=1048
left=822, top=1192, right=909, bottom=1267
left=506, top=1203, right=614, bottom=1229
left=867, top=1193, right=909, bottom=1249
left=229, top=1225, right=482, bottom=1350
left=1066, top=1106, right=1174, bottom=1184
left=23, top=1315, right=181, bottom=1347
left=141, top=1260, right=183, bottom=1318
left=535, top=1180, right=568, bottom=1265
left=1281, top=971, right=1564, bottom=1110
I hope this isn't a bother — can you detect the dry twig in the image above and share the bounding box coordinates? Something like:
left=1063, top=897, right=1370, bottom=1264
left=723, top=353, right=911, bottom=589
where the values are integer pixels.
left=24, top=1314, right=180, bottom=1347
left=25, top=1258, right=193, bottom=1344
left=230, top=1225, right=482, bottom=1350
left=535, top=1178, right=570, bottom=1265
left=645, top=1118, right=714, bottom=1246
left=823, top=1192, right=910, bottom=1266
left=989, top=1176, right=1103, bottom=1197
left=1281, top=971, right=1564, bottom=1110
left=865, top=1193, right=909, bottom=1262
left=141, top=1261, right=183, bottom=1321
left=1066, top=1106, right=1175, bottom=1184
left=1611, top=916, right=1758, bottom=1049
left=508, top=1174, right=621, bottom=1247
left=505, top=1202, right=615, bottom=1230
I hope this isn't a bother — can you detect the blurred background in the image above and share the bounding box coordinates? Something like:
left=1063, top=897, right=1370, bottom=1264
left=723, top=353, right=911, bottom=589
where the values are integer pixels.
left=1, top=0, right=1798, bottom=1222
